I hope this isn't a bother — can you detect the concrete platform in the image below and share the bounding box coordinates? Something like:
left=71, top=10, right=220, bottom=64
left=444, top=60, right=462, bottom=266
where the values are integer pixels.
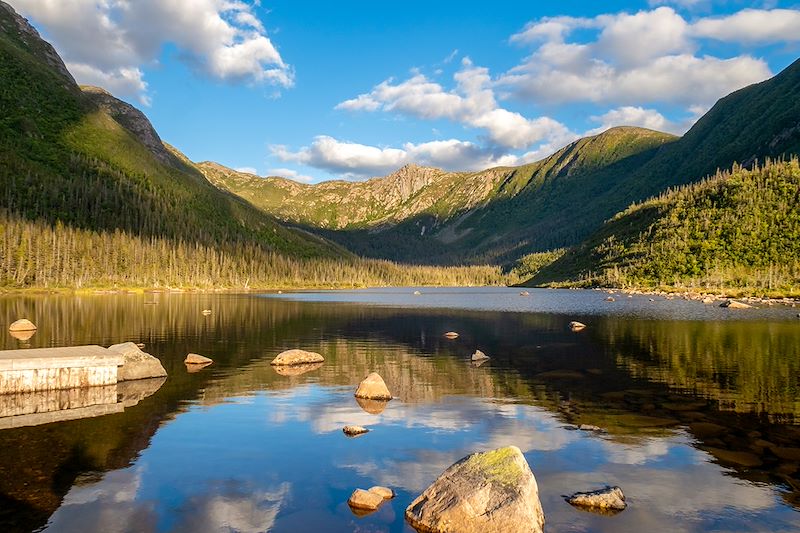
left=0, top=346, right=123, bottom=394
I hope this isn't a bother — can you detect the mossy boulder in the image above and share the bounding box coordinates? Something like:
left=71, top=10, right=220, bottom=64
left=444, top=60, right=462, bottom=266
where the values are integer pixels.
left=405, top=446, right=544, bottom=532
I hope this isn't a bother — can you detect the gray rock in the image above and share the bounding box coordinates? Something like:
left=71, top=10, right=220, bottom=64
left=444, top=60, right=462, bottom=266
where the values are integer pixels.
left=405, top=446, right=545, bottom=533
left=566, top=486, right=626, bottom=512
left=471, top=350, right=490, bottom=361
left=108, top=342, right=167, bottom=381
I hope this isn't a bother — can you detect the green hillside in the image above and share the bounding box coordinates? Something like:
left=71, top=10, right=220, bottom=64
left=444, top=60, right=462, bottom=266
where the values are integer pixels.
left=203, top=127, right=676, bottom=264
left=0, top=2, right=501, bottom=289
left=528, top=159, right=800, bottom=296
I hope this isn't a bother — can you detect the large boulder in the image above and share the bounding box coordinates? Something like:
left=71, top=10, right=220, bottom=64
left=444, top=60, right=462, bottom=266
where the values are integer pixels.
left=405, top=446, right=544, bottom=533
left=108, top=342, right=167, bottom=381
left=9, top=318, right=36, bottom=332
left=270, top=349, right=324, bottom=366
left=355, top=372, right=392, bottom=400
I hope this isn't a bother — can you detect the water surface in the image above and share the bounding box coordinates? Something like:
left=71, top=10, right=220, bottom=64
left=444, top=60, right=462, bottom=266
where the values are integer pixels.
left=1, top=288, right=799, bottom=532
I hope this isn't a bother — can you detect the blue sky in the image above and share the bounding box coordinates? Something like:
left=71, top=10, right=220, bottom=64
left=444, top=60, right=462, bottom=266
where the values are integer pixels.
left=13, top=0, right=800, bottom=182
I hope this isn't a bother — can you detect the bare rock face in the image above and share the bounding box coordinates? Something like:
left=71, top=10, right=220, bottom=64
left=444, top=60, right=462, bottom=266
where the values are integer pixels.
left=355, top=372, right=392, bottom=400
left=343, top=425, right=369, bottom=437
left=108, top=342, right=168, bottom=381
left=405, top=446, right=545, bottom=533
left=270, top=349, right=324, bottom=366
left=566, top=486, right=626, bottom=512
left=569, top=321, right=586, bottom=332
left=185, top=353, right=213, bottom=365
left=9, top=319, right=36, bottom=332
left=471, top=350, right=490, bottom=361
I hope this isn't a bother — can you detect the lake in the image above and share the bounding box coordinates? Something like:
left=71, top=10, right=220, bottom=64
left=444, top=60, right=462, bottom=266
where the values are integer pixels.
left=1, top=288, right=799, bottom=532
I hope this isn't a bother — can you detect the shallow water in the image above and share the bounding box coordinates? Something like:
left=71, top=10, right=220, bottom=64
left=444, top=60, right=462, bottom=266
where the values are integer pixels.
left=0, top=288, right=799, bottom=532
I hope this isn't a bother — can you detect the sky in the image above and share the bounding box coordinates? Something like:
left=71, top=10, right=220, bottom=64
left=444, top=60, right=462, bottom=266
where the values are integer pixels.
left=12, top=0, right=800, bottom=183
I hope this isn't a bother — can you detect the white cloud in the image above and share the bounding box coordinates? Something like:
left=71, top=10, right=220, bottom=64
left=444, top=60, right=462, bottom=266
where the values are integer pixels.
left=588, top=106, right=679, bottom=135
left=502, top=7, right=774, bottom=108
left=266, top=168, right=315, bottom=183
left=692, top=8, right=800, bottom=43
left=271, top=135, right=521, bottom=179
left=14, top=0, right=292, bottom=104
left=234, top=166, right=258, bottom=175
left=336, top=58, right=574, bottom=150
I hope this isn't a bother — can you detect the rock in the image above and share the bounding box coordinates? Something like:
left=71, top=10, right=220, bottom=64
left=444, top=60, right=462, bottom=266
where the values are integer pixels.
left=471, top=350, right=490, bottom=361
left=705, top=447, right=762, bottom=467
left=444, top=331, right=459, bottom=339
left=201, top=309, right=212, bottom=315
left=519, top=291, right=530, bottom=296
left=413, top=290, right=422, bottom=295
left=272, top=362, right=323, bottom=376
left=9, top=319, right=36, bottom=332
left=108, top=342, right=167, bottom=381
left=348, top=488, right=385, bottom=512
left=649, top=298, right=655, bottom=302
left=369, top=486, right=395, bottom=499
left=720, top=300, right=752, bottom=309
left=343, top=425, right=369, bottom=437
left=185, top=361, right=211, bottom=373
left=569, top=321, right=586, bottom=332
left=771, top=447, right=800, bottom=462
left=605, top=296, right=615, bottom=302
left=355, top=372, right=392, bottom=400
left=566, top=486, right=626, bottom=512
left=136, top=343, right=145, bottom=349
left=9, top=329, right=36, bottom=341
left=689, top=422, right=727, bottom=438
left=116, top=376, right=166, bottom=407
left=356, top=397, right=389, bottom=415
left=702, top=297, right=715, bottom=304
left=270, top=349, right=324, bottom=366
left=578, top=424, right=603, bottom=432
left=185, top=353, right=213, bottom=365
left=405, top=446, right=544, bottom=533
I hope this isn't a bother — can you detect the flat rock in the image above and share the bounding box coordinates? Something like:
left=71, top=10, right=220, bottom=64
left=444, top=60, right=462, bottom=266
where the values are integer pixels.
left=355, top=372, right=392, bottom=400
left=369, top=486, right=394, bottom=499
left=720, top=300, right=752, bottom=309
left=705, top=447, right=762, bottom=467
left=9, top=319, right=36, bottom=332
left=108, top=342, right=168, bottom=381
left=343, top=425, right=369, bottom=437
left=270, top=349, right=324, bottom=366
left=566, top=486, right=626, bottom=512
left=569, top=321, right=586, bottom=332
left=471, top=350, right=490, bottom=361
left=405, top=446, right=544, bottom=533
left=348, top=488, right=385, bottom=511
left=185, top=353, right=213, bottom=365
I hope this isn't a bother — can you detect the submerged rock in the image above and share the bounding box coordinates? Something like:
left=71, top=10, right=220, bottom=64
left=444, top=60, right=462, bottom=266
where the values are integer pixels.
left=355, top=372, right=392, bottom=400
left=405, top=446, right=545, bottom=533
left=720, top=300, right=752, bottom=309
left=569, top=321, right=586, bottom=332
left=9, top=318, right=36, bottom=332
left=348, top=488, right=385, bottom=512
left=471, top=350, right=490, bottom=361
left=566, top=486, right=626, bottom=512
left=109, top=342, right=168, bottom=381
left=444, top=331, right=460, bottom=339
left=272, top=362, right=323, bottom=376
left=270, top=349, right=324, bottom=366
left=343, top=425, right=369, bottom=437
left=356, top=396, right=389, bottom=415
left=185, top=353, right=213, bottom=365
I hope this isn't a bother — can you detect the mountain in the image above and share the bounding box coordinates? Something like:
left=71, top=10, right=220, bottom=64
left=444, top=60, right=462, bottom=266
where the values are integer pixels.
left=527, top=158, right=800, bottom=295
left=0, top=2, right=500, bottom=288
left=202, top=126, right=676, bottom=264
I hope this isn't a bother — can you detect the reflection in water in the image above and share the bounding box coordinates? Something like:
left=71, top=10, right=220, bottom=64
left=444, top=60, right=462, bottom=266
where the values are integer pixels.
left=0, top=290, right=798, bottom=532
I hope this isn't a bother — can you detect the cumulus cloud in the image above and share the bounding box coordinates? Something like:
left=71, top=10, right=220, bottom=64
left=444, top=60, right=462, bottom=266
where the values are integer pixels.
left=502, top=7, right=773, bottom=108
left=692, top=8, right=800, bottom=43
left=588, top=106, right=679, bottom=135
left=271, top=135, right=521, bottom=179
left=14, top=0, right=292, bottom=104
left=336, top=58, right=574, bottom=150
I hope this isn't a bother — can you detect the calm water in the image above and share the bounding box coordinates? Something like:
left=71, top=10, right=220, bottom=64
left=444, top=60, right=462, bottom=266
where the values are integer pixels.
left=0, top=288, right=799, bottom=533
